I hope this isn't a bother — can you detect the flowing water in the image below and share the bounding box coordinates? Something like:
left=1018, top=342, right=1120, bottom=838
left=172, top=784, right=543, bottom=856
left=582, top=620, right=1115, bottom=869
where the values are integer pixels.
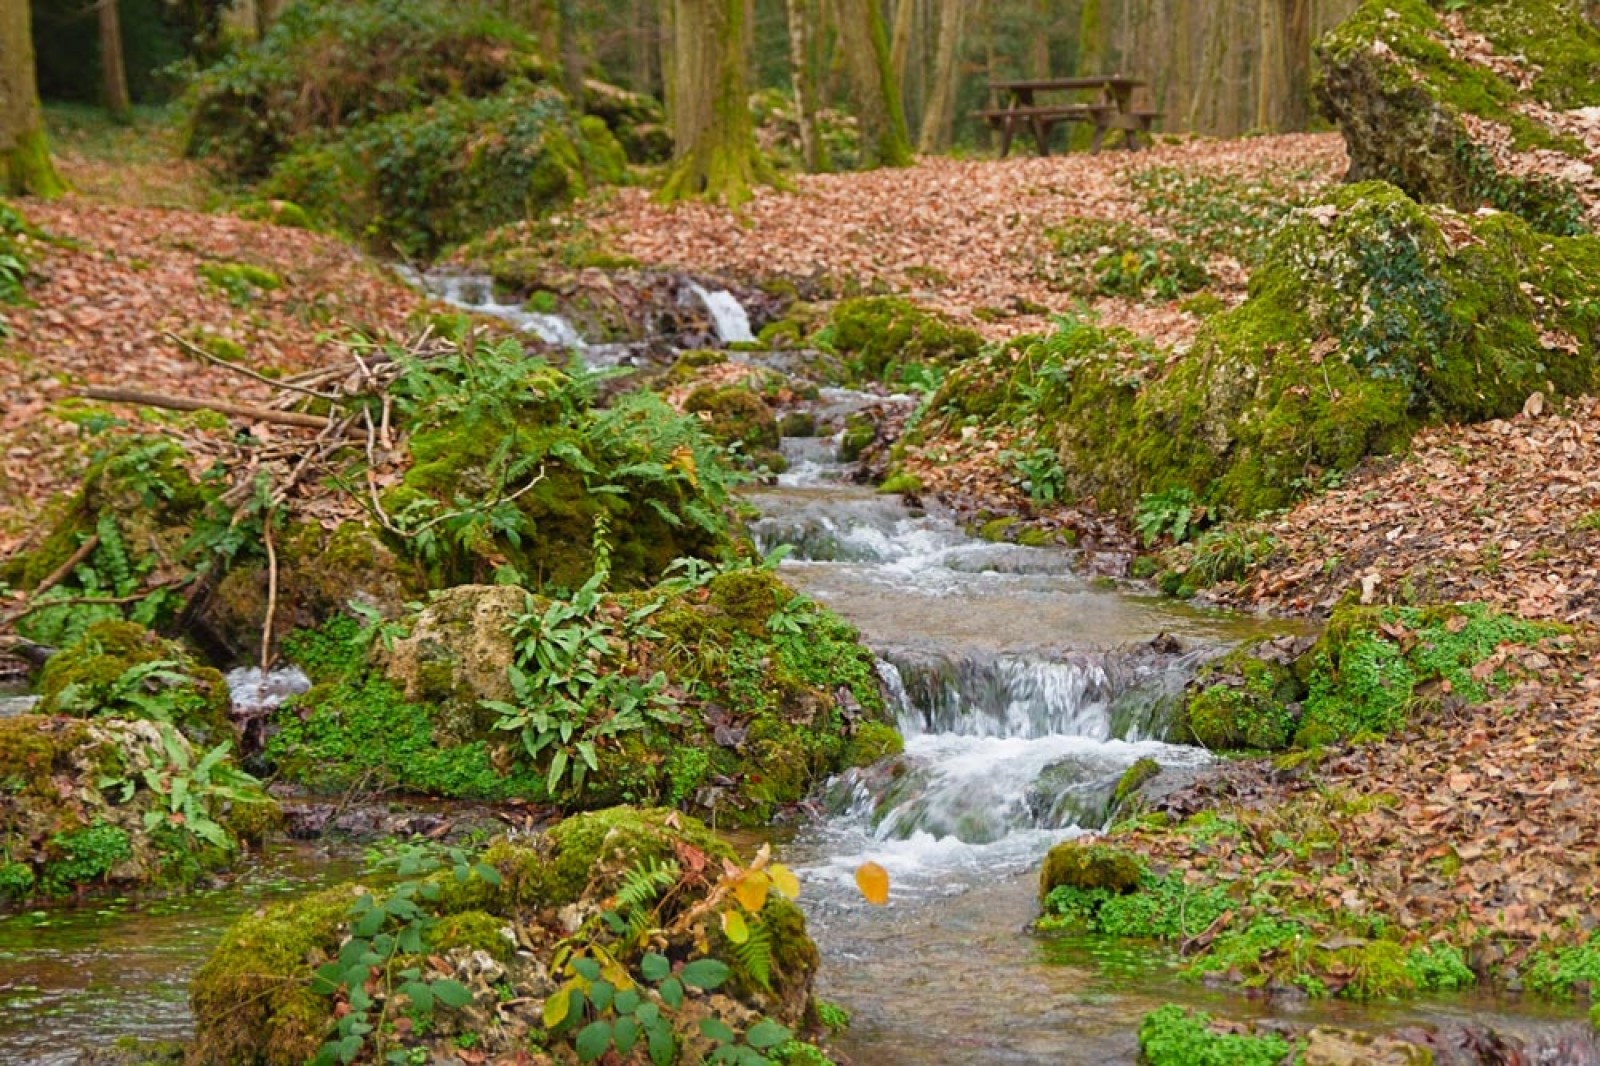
left=4, top=300, right=1595, bottom=1062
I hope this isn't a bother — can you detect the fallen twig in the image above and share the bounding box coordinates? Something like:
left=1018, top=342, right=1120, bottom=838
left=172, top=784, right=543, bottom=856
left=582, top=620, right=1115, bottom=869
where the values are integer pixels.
left=82, top=386, right=342, bottom=432
left=165, top=331, right=342, bottom=401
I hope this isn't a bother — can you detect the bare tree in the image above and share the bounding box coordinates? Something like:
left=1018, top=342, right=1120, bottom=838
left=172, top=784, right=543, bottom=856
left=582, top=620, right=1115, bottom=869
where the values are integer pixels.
left=660, top=0, right=775, bottom=203
left=99, top=0, right=132, bottom=120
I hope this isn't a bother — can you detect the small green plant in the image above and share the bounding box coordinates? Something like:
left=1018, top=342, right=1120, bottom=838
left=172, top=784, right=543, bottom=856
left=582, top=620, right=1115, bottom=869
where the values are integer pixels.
left=42, top=824, right=133, bottom=894
left=1183, top=527, right=1276, bottom=587
left=311, top=843, right=499, bottom=1065
left=1134, top=487, right=1204, bottom=547
left=101, top=723, right=270, bottom=851
left=1001, top=446, right=1067, bottom=505
left=1137, top=1004, right=1291, bottom=1066
left=198, top=261, right=282, bottom=306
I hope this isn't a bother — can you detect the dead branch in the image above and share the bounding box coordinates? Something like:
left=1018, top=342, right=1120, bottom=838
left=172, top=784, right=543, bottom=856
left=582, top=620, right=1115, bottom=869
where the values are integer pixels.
left=165, top=331, right=343, bottom=401
left=260, top=509, right=278, bottom=674
left=82, top=386, right=343, bottom=432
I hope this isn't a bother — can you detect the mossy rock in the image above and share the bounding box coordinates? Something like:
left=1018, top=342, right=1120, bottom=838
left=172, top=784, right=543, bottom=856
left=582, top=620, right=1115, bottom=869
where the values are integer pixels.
left=817, top=296, right=983, bottom=384
left=1049, top=182, right=1600, bottom=517
left=202, top=519, right=425, bottom=662
left=837, top=412, right=878, bottom=464
left=685, top=383, right=786, bottom=472
left=0, top=716, right=278, bottom=907
left=3, top=438, right=211, bottom=646
left=1038, top=841, right=1144, bottom=902
left=1112, top=757, right=1161, bottom=808
left=269, top=572, right=897, bottom=824
left=35, top=621, right=233, bottom=747
left=1316, top=0, right=1600, bottom=234
left=189, top=808, right=821, bottom=1062
left=1178, top=646, right=1308, bottom=752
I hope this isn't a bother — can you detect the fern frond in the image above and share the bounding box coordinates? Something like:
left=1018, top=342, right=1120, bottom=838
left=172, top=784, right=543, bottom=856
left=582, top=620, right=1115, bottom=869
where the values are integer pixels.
left=734, top=916, right=773, bottom=990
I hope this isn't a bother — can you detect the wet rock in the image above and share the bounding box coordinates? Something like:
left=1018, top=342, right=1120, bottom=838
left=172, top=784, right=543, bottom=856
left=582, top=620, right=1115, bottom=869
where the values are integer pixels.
left=377, top=584, right=527, bottom=706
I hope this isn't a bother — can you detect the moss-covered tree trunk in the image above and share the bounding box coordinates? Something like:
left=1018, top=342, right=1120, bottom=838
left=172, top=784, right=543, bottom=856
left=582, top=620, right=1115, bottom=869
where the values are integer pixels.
left=0, top=0, right=64, bottom=197
left=835, top=0, right=912, bottom=167
left=660, top=0, right=774, bottom=205
left=1076, top=0, right=1105, bottom=75
left=98, top=0, right=132, bottom=121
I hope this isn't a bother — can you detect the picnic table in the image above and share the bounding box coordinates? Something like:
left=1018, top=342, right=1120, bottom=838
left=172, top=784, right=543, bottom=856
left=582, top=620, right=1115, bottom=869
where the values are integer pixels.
left=976, top=76, right=1160, bottom=156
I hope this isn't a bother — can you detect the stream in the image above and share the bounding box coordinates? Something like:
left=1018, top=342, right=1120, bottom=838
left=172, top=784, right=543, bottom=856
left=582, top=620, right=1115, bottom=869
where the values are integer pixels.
left=3, top=284, right=1595, bottom=1062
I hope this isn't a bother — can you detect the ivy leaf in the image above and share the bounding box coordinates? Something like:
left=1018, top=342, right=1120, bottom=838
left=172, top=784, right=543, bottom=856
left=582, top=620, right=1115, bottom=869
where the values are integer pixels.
left=639, top=952, right=670, bottom=982
left=576, top=1020, right=614, bottom=1062
left=680, top=958, right=730, bottom=990
left=745, top=1019, right=793, bottom=1050
left=432, top=978, right=473, bottom=1009
left=698, top=1018, right=737, bottom=1043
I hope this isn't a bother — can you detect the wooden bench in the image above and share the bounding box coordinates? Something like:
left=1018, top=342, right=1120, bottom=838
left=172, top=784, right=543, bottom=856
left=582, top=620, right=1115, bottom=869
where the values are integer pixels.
left=975, top=104, right=1110, bottom=157
left=979, top=76, right=1155, bottom=157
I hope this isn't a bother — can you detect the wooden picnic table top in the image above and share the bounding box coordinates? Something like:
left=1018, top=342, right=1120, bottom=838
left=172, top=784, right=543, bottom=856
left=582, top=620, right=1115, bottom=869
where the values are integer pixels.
left=990, top=75, right=1146, bottom=92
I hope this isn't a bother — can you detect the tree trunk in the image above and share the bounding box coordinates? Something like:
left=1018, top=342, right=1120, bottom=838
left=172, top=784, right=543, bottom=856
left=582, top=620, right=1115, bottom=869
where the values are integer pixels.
left=1256, top=0, right=1279, bottom=130
left=99, top=0, right=132, bottom=121
left=1077, top=0, right=1105, bottom=75
left=889, top=0, right=915, bottom=90
left=557, top=0, right=584, bottom=107
left=1280, top=0, right=1312, bottom=129
left=786, top=0, right=823, bottom=171
left=835, top=0, right=912, bottom=167
left=917, top=0, right=966, bottom=153
left=0, top=0, right=64, bottom=196
left=660, top=0, right=773, bottom=204
left=1029, top=0, right=1052, bottom=78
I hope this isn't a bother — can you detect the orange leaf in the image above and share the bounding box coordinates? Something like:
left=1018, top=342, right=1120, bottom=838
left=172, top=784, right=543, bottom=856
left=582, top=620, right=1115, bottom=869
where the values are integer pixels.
left=855, top=862, right=890, bottom=906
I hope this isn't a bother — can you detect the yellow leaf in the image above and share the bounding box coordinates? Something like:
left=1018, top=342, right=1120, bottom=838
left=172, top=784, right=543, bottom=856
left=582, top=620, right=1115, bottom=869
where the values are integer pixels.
left=543, top=982, right=574, bottom=1029
left=856, top=862, right=890, bottom=906
left=670, top=445, right=699, bottom=488
left=722, top=908, right=750, bottom=944
left=768, top=863, right=800, bottom=900
left=734, top=870, right=770, bottom=913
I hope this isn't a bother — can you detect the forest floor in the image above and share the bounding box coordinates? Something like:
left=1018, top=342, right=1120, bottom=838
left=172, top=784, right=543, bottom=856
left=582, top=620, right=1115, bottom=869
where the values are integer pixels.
left=10, top=112, right=1600, bottom=1006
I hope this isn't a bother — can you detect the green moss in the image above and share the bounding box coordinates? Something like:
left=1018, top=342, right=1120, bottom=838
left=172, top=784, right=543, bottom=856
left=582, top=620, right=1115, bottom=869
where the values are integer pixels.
left=837, top=413, right=877, bottom=463
left=815, top=297, right=982, bottom=385
left=1316, top=0, right=1600, bottom=233
left=198, top=261, right=282, bottom=305
left=1038, top=841, right=1144, bottom=901
left=685, top=384, right=785, bottom=472
left=843, top=721, right=903, bottom=767
left=0, top=861, right=35, bottom=899
left=1112, top=757, right=1160, bottom=807
left=235, top=198, right=314, bottom=229
left=877, top=472, right=923, bottom=495
left=1295, top=604, right=1560, bottom=746
left=1525, top=932, right=1600, bottom=999
left=1138, top=1005, right=1292, bottom=1066
left=35, top=621, right=233, bottom=746
left=929, top=183, right=1600, bottom=521
left=1180, top=648, right=1306, bottom=751
left=430, top=909, right=515, bottom=963
left=189, top=883, right=356, bottom=1065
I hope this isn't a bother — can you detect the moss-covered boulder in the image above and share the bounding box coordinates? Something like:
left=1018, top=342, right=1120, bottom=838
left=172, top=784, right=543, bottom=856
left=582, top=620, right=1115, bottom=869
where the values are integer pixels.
left=0, top=715, right=278, bottom=907
left=684, top=383, right=786, bottom=472
left=2, top=437, right=211, bottom=648
left=189, top=808, right=822, bottom=1065
left=816, top=296, right=983, bottom=384
left=34, top=620, right=233, bottom=747
left=265, top=570, right=899, bottom=823
left=1178, top=644, right=1308, bottom=752
left=266, top=84, right=625, bottom=259
left=1038, top=841, right=1144, bottom=902
left=1316, top=0, right=1600, bottom=234
left=1034, top=182, right=1600, bottom=517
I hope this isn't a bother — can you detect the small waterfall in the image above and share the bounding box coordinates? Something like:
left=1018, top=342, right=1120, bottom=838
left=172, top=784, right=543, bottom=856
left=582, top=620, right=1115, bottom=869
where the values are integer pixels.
left=397, top=268, right=588, bottom=349
left=688, top=283, right=755, bottom=345
left=0, top=692, right=39, bottom=718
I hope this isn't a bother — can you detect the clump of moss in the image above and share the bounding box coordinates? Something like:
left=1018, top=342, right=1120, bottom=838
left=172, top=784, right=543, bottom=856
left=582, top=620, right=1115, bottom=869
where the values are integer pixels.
left=1317, top=0, right=1600, bottom=234
left=923, top=183, right=1600, bottom=522
left=189, top=808, right=821, bottom=1063
left=1138, top=1005, right=1292, bottom=1066
left=1038, top=841, right=1143, bottom=901
left=1, top=715, right=277, bottom=906
left=268, top=569, right=897, bottom=826
left=198, top=261, right=282, bottom=306
left=35, top=620, right=233, bottom=746
left=685, top=383, right=786, bottom=473
left=1179, top=647, right=1306, bottom=751
left=1112, top=757, right=1160, bottom=808
left=814, top=296, right=982, bottom=384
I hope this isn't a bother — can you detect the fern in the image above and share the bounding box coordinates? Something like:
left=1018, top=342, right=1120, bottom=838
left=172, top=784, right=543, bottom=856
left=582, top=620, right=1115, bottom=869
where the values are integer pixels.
left=611, top=858, right=681, bottom=943
left=733, top=916, right=774, bottom=990
left=95, top=515, right=137, bottom=595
